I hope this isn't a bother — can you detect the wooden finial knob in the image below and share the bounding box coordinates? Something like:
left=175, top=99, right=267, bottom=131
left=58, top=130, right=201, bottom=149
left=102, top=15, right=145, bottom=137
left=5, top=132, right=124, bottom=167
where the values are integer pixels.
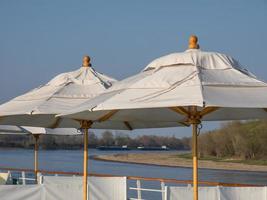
left=82, top=55, right=91, bottom=67
left=188, top=35, right=200, bottom=49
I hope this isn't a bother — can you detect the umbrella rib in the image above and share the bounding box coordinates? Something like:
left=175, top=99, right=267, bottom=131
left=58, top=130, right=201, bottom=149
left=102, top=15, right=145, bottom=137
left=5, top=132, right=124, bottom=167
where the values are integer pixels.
left=199, top=107, right=219, bottom=117
left=169, top=106, right=219, bottom=124
left=124, top=121, right=133, bottom=130
left=97, top=110, right=119, bottom=122
left=48, top=117, right=62, bottom=128
left=169, top=107, right=189, bottom=117
left=178, top=121, right=190, bottom=127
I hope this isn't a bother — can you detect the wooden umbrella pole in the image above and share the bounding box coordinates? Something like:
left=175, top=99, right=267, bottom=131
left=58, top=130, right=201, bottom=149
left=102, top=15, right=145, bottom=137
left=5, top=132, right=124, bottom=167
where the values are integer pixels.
left=188, top=106, right=200, bottom=200
left=83, top=127, right=89, bottom=200
left=192, top=123, right=198, bottom=200
left=81, top=120, right=92, bottom=200
left=33, top=134, right=40, bottom=183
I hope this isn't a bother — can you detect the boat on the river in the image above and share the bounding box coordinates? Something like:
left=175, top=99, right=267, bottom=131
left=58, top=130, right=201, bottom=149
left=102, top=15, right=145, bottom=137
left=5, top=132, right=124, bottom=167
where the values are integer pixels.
left=137, top=145, right=170, bottom=151
left=96, top=145, right=170, bottom=151
left=96, top=145, right=130, bottom=151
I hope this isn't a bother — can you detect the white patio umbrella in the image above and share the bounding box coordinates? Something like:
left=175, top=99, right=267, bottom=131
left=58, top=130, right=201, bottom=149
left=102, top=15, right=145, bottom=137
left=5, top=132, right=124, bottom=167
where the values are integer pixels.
left=0, top=56, right=118, bottom=200
left=0, top=56, right=185, bottom=200
left=59, top=36, right=267, bottom=200
left=0, top=125, right=81, bottom=181
left=0, top=56, right=117, bottom=129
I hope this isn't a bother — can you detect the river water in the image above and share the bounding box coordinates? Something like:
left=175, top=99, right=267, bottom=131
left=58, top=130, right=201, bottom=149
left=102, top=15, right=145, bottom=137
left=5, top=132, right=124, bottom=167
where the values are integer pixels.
left=0, top=148, right=266, bottom=184
left=0, top=148, right=266, bottom=199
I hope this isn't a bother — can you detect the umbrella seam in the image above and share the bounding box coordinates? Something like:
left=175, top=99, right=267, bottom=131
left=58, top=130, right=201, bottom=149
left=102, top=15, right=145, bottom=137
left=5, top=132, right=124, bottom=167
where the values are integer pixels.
left=195, top=65, right=205, bottom=107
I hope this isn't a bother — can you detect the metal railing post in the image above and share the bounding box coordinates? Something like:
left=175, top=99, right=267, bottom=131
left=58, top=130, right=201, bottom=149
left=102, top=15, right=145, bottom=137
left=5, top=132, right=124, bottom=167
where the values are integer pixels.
left=39, top=175, right=44, bottom=184
left=161, top=181, right=165, bottom=200
left=164, top=186, right=168, bottom=200
left=21, top=171, right=26, bottom=185
left=136, top=179, right=142, bottom=200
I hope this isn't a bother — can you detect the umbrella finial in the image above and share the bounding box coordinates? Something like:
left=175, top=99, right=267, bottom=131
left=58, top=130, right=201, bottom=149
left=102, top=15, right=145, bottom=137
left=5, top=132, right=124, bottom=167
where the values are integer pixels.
left=82, top=55, right=91, bottom=67
left=188, top=35, right=200, bottom=49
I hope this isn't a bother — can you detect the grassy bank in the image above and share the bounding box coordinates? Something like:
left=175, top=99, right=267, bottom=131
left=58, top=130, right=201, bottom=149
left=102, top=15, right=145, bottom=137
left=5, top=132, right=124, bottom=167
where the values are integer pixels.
left=94, top=152, right=267, bottom=172
left=179, top=153, right=267, bottom=166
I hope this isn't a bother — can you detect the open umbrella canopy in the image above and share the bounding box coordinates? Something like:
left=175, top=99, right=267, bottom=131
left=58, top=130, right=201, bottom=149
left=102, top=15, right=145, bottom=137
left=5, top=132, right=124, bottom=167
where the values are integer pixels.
left=0, top=57, right=185, bottom=130
left=0, top=58, right=121, bottom=129
left=60, top=48, right=267, bottom=124
left=0, top=125, right=81, bottom=135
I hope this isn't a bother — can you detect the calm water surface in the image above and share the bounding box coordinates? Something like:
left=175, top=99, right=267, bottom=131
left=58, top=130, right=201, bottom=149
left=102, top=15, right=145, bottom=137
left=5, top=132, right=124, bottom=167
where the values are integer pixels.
left=0, top=148, right=266, bottom=185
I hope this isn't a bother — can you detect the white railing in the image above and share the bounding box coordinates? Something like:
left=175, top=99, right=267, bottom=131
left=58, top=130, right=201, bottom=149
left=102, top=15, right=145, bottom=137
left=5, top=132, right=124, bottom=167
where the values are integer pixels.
left=129, top=179, right=167, bottom=200
left=0, top=166, right=261, bottom=200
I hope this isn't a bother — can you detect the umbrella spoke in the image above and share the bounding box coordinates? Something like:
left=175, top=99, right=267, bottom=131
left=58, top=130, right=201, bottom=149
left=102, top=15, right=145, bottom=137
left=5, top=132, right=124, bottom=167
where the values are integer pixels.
left=124, top=121, right=133, bottom=130
left=178, top=121, right=190, bottom=127
left=48, top=118, right=62, bottom=128
left=97, top=110, right=119, bottom=122
left=169, top=106, right=190, bottom=117
left=198, top=107, right=219, bottom=117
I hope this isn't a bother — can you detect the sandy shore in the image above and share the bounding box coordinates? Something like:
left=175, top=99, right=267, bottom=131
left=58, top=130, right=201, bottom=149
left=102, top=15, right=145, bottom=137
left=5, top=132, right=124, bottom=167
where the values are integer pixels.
left=93, top=152, right=267, bottom=172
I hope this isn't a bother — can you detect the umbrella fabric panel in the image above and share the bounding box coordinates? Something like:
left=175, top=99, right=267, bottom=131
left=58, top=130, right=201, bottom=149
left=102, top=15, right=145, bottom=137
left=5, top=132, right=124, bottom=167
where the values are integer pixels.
left=90, top=61, right=267, bottom=110
left=144, top=49, right=242, bottom=71
left=128, top=65, right=198, bottom=89
left=0, top=98, right=46, bottom=115
left=0, top=113, right=185, bottom=130
left=0, top=114, right=60, bottom=127
left=0, top=67, right=118, bottom=129
left=0, top=67, right=116, bottom=116
left=60, top=108, right=186, bottom=123
left=61, top=85, right=204, bottom=112
left=32, top=98, right=88, bottom=114
left=0, top=126, right=81, bottom=135
left=91, top=120, right=184, bottom=130
left=60, top=51, right=267, bottom=112
left=44, top=128, right=81, bottom=135
left=202, top=107, right=267, bottom=121
left=46, top=67, right=115, bottom=87
left=107, top=64, right=200, bottom=92
left=203, top=86, right=267, bottom=108
left=59, top=49, right=267, bottom=124
left=0, top=125, right=32, bottom=134
left=201, top=68, right=265, bottom=86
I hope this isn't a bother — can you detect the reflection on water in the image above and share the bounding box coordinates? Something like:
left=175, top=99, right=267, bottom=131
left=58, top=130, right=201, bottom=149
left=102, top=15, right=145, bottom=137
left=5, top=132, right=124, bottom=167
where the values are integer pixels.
left=0, top=148, right=267, bottom=185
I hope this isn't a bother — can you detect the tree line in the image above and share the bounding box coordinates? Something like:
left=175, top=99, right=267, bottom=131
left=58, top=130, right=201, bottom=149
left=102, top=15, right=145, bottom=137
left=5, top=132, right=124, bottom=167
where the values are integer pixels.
left=0, top=131, right=190, bottom=150
left=1, top=120, right=266, bottom=159
left=198, top=120, right=267, bottom=160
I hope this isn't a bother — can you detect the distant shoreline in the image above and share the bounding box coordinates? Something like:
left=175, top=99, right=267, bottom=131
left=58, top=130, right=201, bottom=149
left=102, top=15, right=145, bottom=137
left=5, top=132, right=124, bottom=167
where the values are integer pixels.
left=93, top=152, right=267, bottom=172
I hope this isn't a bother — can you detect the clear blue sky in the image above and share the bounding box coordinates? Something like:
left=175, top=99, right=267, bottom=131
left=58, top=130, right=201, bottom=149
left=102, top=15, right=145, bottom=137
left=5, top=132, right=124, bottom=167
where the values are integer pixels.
left=0, top=0, right=267, bottom=137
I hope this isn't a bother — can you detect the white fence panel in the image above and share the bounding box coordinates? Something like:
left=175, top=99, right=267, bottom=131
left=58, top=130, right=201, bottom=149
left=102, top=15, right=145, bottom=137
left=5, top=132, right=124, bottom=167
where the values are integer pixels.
left=0, top=185, right=43, bottom=200
left=168, top=186, right=267, bottom=200
left=168, top=186, right=219, bottom=200
left=43, top=176, right=82, bottom=200
left=88, top=176, right=127, bottom=200
left=220, top=187, right=266, bottom=200
left=43, top=176, right=127, bottom=200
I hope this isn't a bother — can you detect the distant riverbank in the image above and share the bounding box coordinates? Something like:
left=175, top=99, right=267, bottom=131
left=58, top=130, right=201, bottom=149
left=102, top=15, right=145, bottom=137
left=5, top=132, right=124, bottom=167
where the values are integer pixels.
left=93, top=152, right=267, bottom=172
